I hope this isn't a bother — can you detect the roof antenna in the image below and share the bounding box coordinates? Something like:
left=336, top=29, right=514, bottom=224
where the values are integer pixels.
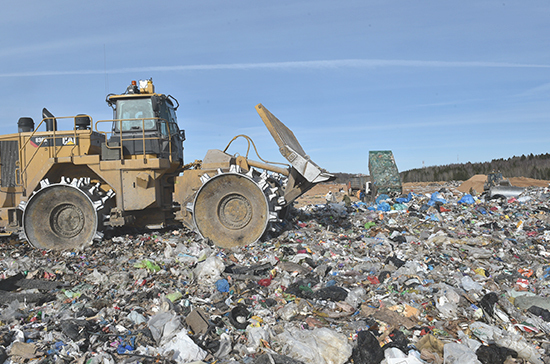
left=103, top=44, right=109, bottom=94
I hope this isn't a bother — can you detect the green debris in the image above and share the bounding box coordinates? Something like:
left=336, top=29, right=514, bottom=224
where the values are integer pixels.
left=134, top=259, right=161, bottom=273
left=364, top=221, right=376, bottom=229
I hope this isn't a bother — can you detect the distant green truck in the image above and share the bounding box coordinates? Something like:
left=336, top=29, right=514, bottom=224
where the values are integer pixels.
left=368, top=150, right=402, bottom=196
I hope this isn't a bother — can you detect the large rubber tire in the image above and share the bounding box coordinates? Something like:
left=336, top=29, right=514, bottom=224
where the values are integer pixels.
left=193, top=172, right=270, bottom=248
left=22, top=184, right=99, bottom=250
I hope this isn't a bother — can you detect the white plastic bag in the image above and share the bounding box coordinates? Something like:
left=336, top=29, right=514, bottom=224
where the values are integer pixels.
left=384, top=347, right=425, bottom=364
left=461, top=276, right=483, bottom=292
left=148, top=312, right=182, bottom=344
left=161, top=330, right=207, bottom=364
left=193, top=256, right=224, bottom=285
left=443, top=342, right=481, bottom=364
left=275, top=327, right=352, bottom=364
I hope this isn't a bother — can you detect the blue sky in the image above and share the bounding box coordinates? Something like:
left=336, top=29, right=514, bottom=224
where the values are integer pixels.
left=0, top=1, right=548, bottom=174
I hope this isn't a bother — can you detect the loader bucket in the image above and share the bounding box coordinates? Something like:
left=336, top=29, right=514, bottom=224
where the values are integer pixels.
left=255, top=104, right=333, bottom=185
left=488, top=186, right=525, bottom=199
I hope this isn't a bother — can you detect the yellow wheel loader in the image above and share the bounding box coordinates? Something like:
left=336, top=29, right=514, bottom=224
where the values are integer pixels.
left=0, top=79, right=333, bottom=250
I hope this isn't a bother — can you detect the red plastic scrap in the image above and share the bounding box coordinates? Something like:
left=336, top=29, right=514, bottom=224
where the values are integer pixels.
left=258, top=276, right=272, bottom=287
left=367, top=276, right=380, bottom=285
left=515, top=278, right=529, bottom=291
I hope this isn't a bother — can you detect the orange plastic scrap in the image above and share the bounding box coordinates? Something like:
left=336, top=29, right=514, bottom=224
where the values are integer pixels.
left=519, top=268, right=534, bottom=278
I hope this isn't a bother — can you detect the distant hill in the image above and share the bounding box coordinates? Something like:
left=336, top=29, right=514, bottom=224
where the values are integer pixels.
left=401, top=153, right=550, bottom=183
left=332, top=172, right=366, bottom=184
left=332, top=153, right=550, bottom=184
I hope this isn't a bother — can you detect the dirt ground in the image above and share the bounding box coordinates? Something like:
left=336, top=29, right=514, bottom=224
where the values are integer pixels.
left=294, top=175, right=550, bottom=207
left=456, top=174, right=550, bottom=193
left=294, top=183, right=350, bottom=207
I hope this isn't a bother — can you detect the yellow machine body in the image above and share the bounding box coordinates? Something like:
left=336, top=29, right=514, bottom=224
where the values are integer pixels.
left=0, top=80, right=333, bottom=250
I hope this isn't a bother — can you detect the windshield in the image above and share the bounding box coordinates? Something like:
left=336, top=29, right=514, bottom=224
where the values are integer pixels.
left=114, top=98, right=156, bottom=131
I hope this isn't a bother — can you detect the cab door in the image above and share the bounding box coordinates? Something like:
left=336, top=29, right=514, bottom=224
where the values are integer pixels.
left=158, top=100, right=184, bottom=164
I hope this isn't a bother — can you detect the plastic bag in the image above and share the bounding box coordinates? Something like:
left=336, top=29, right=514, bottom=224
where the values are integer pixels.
left=395, top=192, right=413, bottom=204
left=435, top=284, right=460, bottom=319
left=275, top=327, right=352, bottom=364
left=160, top=330, right=207, bottom=364
left=443, top=342, right=481, bottom=364
left=278, top=302, right=299, bottom=321
left=194, top=256, right=224, bottom=285
left=461, top=276, right=483, bottom=292
left=351, top=330, right=384, bottom=364
left=384, top=347, right=425, bottom=364
left=393, top=203, right=408, bottom=210
left=148, top=312, right=182, bottom=344
left=458, top=194, right=475, bottom=204
left=428, top=192, right=447, bottom=206
left=475, top=344, right=517, bottom=364
left=127, top=311, right=147, bottom=325
left=470, top=322, right=502, bottom=343
left=495, top=334, right=543, bottom=364
left=247, top=326, right=271, bottom=350
left=215, top=278, right=230, bottom=292
left=376, top=194, right=390, bottom=204
left=345, top=287, right=366, bottom=308
left=515, top=295, right=550, bottom=311
left=0, top=300, right=23, bottom=322
left=87, top=269, right=108, bottom=285
left=377, top=202, right=391, bottom=211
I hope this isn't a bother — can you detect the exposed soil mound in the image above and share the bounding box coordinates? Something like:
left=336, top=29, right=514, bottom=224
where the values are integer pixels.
left=457, top=174, right=488, bottom=194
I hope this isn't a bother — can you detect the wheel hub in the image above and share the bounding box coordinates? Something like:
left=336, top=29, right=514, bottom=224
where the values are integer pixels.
left=218, top=193, right=253, bottom=230
left=50, top=203, right=85, bottom=238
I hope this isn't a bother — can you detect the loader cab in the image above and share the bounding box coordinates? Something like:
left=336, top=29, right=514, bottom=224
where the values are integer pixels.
left=106, top=80, right=185, bottom=163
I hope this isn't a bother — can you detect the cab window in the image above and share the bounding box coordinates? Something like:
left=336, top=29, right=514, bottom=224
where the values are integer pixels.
left=115, top=98, right=156, bottom=131
left=158, top=101, right=180, bottom=137
left=168, top=106, right=179, bottom=135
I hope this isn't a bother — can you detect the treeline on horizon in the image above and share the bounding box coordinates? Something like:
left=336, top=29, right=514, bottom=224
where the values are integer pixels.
left=332, top=153, right=550, bottom=184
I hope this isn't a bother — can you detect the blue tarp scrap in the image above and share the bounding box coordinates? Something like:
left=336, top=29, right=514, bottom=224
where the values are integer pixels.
left=375, top=194, right=390, bottom=204
left=458, top=194, right=475, bottom=204
left=427, top=213, right=440, bottom=222
left=215, top=279, right=230, bottom=293
left=116, top=336, right=136, bottom=354
left=395, top=192, right=414, bottom=204
left=427, top=192, right=447, bottom=206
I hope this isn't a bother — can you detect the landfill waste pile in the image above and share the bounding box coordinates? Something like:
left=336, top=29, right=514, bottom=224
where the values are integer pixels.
left=3, top=182, right=550, bottom=364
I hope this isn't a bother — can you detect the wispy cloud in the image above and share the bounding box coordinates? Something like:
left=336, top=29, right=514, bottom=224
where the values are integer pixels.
left=1, top=59, right=548, bottom=78
left=515, top=82, right=550, bottom=98
left=286, top=107, right=550, bottom=137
